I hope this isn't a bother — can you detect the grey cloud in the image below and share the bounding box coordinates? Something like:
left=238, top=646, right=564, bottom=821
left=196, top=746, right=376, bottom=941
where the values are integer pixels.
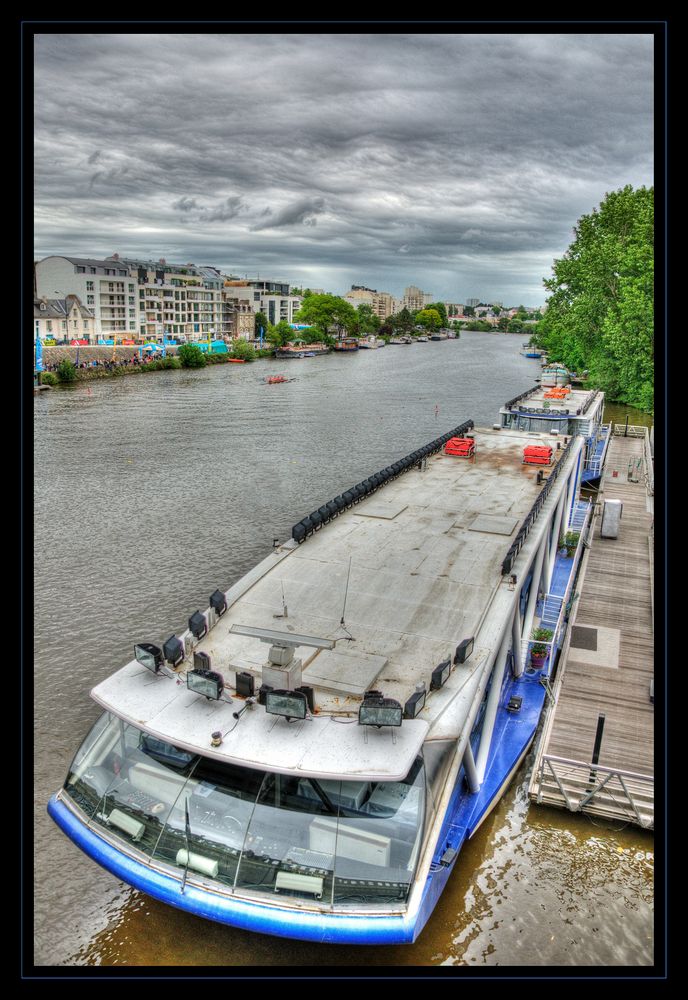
left=34, top=32, right=653, bottom=304
left=251, top=197, right=326, bottom=231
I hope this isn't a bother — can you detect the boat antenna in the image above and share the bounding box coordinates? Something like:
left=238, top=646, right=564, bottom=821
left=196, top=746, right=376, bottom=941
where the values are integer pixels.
left=336, top=557, right=355, bottom=641
left=180, top=796, right=191, bottom=895
left=273, top=579, right=288, bottom=619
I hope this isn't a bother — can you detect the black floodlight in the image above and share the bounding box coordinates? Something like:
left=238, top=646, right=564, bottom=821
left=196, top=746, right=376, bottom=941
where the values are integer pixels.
left=187, top=668, right=224, bottom=700
left=454, top=637, right=475, bottom=664
left=236, top=671, right=255, bottom=698
left=296, top=685, right=315, bottom=713
left=134, top=642, right=163, bottom=674
left=359, top=697, right=403, bottom=728
left=403, top=688, right=426, bottom=719
left=210, top=589, right=227, bottom=616
left=257, top=683, right=273, bottom=706
left=430, top=658, right=452, bottom=690
left=194, top=650, right=211, bottom=672
left=163, top=634, right=184, bottom=667
left=265, top=688, right=308, bottom=721
left=188, top=611, right=207, bottom=639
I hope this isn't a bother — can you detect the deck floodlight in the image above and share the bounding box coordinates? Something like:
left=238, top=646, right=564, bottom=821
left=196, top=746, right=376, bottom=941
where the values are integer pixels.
left=454, top=637, right=474, bottom=664
left=430, top=658, right=452, bottom=690
left=187, top=668, right=224, bottom=701
left=403, top=687, right=426, bottom=719
left=134, top=643, right=163, bottom=674
left=235, top=671, right=255, bottom=698
left=257, top=683, right=273, bottom=706
left=265, top=689, right=308, bottom=721
left=359, top=696, right=403, bottom=728
left=189, top=611, right=207, bottom=639
left=193, top=650, right=211, bottom=672
left=210, top=590, right=227, bottom=616
left=163, top=634, right=184, bottom=667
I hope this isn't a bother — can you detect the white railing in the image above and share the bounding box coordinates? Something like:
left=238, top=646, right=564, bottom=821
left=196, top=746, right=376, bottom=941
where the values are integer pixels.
left=534, top=755, right=654, bottom=829
left=612, top=423, right=647, bottom=438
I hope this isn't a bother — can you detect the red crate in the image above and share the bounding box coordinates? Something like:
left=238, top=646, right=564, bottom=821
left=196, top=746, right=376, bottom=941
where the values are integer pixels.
left=523, top=445, right=553, bottom=465
left=445, top=437, right=475, bottom=457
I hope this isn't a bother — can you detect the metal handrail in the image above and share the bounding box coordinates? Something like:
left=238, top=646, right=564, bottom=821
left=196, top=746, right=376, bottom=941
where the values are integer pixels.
left=536, top=754, right=653, bottom=828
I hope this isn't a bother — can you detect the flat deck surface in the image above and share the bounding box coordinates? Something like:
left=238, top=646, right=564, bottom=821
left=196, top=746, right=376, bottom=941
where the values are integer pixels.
left=535, top=432, right=654, bottom=776
left=509, top=385, right=602, bottom=418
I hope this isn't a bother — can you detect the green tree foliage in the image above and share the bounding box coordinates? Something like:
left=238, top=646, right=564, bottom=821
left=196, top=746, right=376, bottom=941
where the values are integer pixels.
left=389, top=308, right=415, bottom=334
left=56, top=358, right=77, bottom=382
left=294, top=294, right=357, bottom=338
left=254, top=312, right=269, bottom=336
left=230, top=338, right=257, bottom=360
left=352, top=303, right=381, bottom=336
left=414, top=308, right=443, bottom=331
left=496, top=316, right=510, bottom=332
left=425, top=301, right=448, bottom=326
left=463, top=305, right=475, bottom=317
left=265, top=320, right=294, bottom=347
left=178, top=343, right=206, bottom=368
left=534, top=185, right=653, bottom=411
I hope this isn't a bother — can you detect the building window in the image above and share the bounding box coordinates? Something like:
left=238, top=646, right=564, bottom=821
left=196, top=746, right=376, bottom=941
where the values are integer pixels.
left=87, top=296, right=94, bottom=305
left=46, top=321, right=52, bottom=332
left=86, top=281, right=94, bottom=291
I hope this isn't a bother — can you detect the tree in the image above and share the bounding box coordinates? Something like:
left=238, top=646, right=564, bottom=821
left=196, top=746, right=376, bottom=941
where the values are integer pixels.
left=254, top=312, right=269, bottom=337
left=496, top=316, right=510, bottom=332
left=351, top=303, right=381, bottom=336
left=265, top=320, right=294, bottom=347
left=415, top=308, right=443, bottom=331
left=294, top=294, right=357, bottom=338
left=425, top=301, right=448, bottom=326
left=178, top=343, right=206, bottom=367
left=535, top=185, right=653, bottom=410
left=230, top=338, right=256, bottom=360
left=390, top=308, right=415, bottom=334
left=463, top=305, right=475, bottom=317
left=56, top=358, right=76, bottom=382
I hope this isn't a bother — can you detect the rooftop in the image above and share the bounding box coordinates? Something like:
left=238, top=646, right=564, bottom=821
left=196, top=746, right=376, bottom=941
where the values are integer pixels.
left=92, top=427, right=583, bottom=780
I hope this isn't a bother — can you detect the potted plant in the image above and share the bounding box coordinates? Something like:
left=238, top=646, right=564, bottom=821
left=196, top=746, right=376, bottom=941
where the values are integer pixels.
left=530, top=627, right=553, bottom=669
left=563, top=530, right=580, bottom=557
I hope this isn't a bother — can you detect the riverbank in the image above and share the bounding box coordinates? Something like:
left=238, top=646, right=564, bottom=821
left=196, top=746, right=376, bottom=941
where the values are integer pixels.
left=36, top=345, right=275, bottom=385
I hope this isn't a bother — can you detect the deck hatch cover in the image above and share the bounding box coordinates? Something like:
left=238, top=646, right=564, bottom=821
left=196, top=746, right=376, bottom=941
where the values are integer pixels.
left=468, top=514, right=518, bottom=536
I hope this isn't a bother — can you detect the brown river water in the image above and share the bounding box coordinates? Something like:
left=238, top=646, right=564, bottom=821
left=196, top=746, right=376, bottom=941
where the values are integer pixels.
left=33, top=334, right=654, bottom=968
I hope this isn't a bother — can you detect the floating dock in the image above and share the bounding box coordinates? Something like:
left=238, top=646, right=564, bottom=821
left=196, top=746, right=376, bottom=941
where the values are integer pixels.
left=529, top=425, right=654, bottom=828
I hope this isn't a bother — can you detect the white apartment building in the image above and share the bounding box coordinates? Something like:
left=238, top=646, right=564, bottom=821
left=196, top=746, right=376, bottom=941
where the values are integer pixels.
left=35, top=256, right=138, bottom=339
left=402, top=285, right=434, bottom=313
left=343, top=286, right=395, bottom=321
left=34, top=295, right=96, bottom=342
left=223, top=281, right=302, bottom=330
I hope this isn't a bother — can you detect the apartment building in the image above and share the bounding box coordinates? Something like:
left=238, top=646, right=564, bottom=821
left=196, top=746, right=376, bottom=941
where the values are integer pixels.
left=343, top=285, right=395, bottom=321
left=402, top=285, right=434, bottom=313
left=35, top=256, right=138, bottom=338
left=224, top=280, right=302, bottom=329
left=34, top=295, right=96, bottom=342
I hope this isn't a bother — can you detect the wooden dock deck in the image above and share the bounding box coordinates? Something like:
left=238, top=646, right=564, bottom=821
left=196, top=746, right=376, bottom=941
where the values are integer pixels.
left=529, top=427, right=654, bottom=828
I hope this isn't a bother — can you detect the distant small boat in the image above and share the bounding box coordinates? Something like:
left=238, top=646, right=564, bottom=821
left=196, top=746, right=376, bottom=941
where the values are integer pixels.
left=333, top=338, right=359, bottom=352
left=227, top=358, right=246, bottom=363
left=265, top=375, right=289, bottom=384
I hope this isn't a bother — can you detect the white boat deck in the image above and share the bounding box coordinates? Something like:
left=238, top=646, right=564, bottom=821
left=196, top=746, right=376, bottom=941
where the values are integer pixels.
left=504, top=385, right=603, bottom=419
left=92, top=427, right=582, bottom=779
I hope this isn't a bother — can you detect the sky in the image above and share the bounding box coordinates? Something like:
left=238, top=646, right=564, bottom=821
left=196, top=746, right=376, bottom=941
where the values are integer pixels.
left=33, top=31, right=654, bottom=306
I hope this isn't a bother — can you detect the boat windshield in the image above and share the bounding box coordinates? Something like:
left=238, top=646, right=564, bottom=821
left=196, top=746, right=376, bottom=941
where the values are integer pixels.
left=63, top=713, right=430, bottom=908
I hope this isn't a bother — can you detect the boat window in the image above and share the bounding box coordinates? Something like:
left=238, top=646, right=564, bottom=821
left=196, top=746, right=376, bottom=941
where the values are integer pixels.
left=64, top=715, right=199, bottom=853
left=421, top=741, right=457, bottom=836
left=151, top=758, right=267, bottom=887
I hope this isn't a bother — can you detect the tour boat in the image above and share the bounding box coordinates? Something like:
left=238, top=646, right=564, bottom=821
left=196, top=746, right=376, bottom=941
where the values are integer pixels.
left=48, top=400, right=593, bottom=944
left=333, top=338, right=359, bottom=352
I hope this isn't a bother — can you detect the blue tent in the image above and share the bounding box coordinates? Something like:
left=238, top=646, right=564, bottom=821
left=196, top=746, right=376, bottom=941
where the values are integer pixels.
left=35, top=333, right=44, bottom=372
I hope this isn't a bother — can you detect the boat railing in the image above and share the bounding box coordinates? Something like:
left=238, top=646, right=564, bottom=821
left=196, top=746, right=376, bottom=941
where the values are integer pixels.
left=612, top=423, right=647, bottom=438
left=534, top=755, right=654, bottom=829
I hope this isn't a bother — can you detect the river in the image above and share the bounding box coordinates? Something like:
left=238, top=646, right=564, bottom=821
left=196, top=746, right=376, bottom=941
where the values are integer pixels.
left=33, top=333, right=654, bottom=967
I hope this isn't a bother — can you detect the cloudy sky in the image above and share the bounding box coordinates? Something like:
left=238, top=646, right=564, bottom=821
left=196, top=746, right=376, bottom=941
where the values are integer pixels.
left=34, top=32, right=654, bottom=305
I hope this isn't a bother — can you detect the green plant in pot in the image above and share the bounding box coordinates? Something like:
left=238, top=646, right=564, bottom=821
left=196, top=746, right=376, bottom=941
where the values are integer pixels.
left=564, top=530, right=580, bottom=556
left=530, top=626, right=553, bottom=668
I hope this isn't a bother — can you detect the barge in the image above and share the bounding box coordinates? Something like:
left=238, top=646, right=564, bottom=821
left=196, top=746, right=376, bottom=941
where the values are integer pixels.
left=48, top=411, right=591, bottom=944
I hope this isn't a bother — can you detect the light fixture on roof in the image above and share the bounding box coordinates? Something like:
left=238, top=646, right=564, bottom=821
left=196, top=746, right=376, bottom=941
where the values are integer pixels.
left=359, top=693, right=403, bottom=728
left=454, top=637, right=474, bottom=664
left=134, top=643, right=163, bottom=674
left=265, top=689, right=308, bottom=721
left=430, top=659, right=452, bottom=690
left=188, top=611, right=207, bottom=639
left=187, top=669, right=224, bottom=701
left=209, top=590, right=227, bottom=616
left=163, top=634, right=184, bottom=667
left=403, top=684, right=426, bottom=720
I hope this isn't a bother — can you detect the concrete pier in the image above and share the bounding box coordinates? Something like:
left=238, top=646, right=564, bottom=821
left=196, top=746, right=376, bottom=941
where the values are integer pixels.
left=529, top=426, right=654, bottom=828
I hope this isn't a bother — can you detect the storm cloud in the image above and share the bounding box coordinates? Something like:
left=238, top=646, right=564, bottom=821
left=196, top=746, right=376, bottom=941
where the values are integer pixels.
left=33, top=32, right=654, bottom=304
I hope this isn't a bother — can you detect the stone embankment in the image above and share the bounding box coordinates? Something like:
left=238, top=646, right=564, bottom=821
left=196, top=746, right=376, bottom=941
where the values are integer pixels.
left=42, top=345, right=179, bottom=365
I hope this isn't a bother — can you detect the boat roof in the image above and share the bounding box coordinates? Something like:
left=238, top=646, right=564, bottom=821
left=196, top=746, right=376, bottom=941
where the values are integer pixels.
left=91, top=426, right=583, bottom=780
left=501, top=386, right=603, bottom=421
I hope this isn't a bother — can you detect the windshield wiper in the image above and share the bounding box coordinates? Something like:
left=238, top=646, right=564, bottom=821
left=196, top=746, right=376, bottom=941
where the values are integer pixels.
left=307, top=779, right=337, bottom=815
left=180, top=796, right=191, bottom=894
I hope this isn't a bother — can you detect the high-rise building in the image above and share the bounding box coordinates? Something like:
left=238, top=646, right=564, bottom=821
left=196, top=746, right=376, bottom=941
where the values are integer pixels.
left=465, top=298, right=480, bottom=308
left=344, top=285, right=395, bottom=320
left=34, top=256, right=138, bottom=339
